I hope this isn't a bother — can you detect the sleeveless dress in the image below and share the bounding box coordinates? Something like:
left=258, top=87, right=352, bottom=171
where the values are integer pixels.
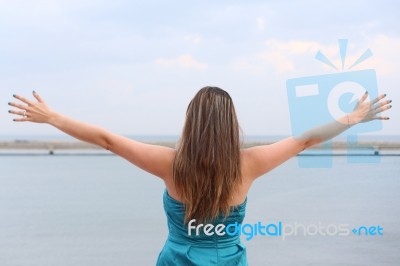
left=156, top=189, right=248, bottom=266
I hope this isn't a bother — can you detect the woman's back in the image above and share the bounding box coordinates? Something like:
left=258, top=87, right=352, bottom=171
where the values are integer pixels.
left=156, top=189, right=248, bottom=266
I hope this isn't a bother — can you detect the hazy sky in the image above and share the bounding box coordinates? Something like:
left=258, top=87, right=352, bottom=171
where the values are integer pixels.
left=1, top=0, right=399, bottom=137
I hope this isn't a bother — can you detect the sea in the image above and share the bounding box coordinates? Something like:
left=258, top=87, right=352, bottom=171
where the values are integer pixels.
left=0, top=135, right=399, bottom=265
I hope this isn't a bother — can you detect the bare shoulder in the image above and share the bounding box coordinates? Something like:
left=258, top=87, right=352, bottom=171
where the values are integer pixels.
left=240, top=137, right=305, bottom=180
left=107, top=133, right=176, bottom=180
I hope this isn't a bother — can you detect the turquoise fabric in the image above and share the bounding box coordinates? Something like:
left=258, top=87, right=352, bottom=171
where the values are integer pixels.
left=156, top=189, right=248, bottom=266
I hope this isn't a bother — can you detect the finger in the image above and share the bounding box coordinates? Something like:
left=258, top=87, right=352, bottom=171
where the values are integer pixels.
left=8, top=101, right=29, bottom=111
left=359, top=91, right=369, bottom=103
left=33, top=90, right=45, bottom=103
left=375, top=104, right=392, bottom=114
left=8, top=109, right=26, bottom=116
left=371, top=94, right=387, bottom=105
left=374, top=99, right=392, bottom=109
left=13, top=94, right=35, bottom=106
left=13, top=117, right=30, bottom=122
left=374, top=116, right=390, bottom=120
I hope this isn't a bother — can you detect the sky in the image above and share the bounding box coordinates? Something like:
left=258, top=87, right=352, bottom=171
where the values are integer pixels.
left=1, top=0, right=399, bottom=138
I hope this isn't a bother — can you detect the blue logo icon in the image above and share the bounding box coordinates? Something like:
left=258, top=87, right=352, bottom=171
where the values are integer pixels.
left=286, top=39, right=382, bottom=168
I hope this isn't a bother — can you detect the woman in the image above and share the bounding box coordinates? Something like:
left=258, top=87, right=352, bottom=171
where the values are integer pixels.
left=8, top=87, right=391, bottom=265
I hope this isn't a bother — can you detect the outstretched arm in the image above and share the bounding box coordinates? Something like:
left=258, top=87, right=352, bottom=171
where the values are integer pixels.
left=241, top=92, right=392, bottom=180
left=8, top=91, right=175, bottom=180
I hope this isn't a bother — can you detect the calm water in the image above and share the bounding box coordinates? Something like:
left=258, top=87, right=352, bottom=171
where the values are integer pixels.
left=0, top=155, right=399, bottom=265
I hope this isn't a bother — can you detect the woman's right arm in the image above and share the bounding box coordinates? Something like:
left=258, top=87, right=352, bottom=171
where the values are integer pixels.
left=241, top=92, right=392, bottom=180
left=8, top=91, right=175, bottom=179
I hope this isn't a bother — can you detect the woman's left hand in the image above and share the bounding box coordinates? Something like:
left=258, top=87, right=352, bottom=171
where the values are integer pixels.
left=8, top=91, right=55, bottom=123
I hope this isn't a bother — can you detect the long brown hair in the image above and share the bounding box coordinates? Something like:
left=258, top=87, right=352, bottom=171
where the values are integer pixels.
left=173, top=86, right=242, bottom=223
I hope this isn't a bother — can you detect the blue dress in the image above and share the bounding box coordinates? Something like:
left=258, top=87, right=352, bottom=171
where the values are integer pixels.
left=156, top=189, right=248, bottom=266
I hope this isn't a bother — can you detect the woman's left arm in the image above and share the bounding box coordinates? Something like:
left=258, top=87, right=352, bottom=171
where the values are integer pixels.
left=8, top=91, right=175, bottom=179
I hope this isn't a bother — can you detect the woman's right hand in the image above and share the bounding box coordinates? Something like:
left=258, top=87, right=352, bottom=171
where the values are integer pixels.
left=8, top=91, right=55, bottom=124
left=350, top=92, right=392, bottom=125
